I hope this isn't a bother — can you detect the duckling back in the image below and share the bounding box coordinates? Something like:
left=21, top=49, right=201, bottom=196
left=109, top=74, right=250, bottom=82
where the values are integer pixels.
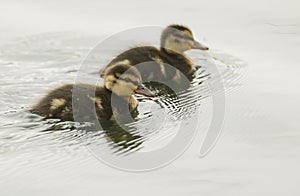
left=30, top=84, right=113, bottom=121
left=101, top=46, right=193, bottom=81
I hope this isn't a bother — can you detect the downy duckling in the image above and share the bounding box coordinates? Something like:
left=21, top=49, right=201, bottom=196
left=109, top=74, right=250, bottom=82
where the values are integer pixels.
left=30, top=64, right=155, bottom=121
left=101, top=24, right=208, bottom=81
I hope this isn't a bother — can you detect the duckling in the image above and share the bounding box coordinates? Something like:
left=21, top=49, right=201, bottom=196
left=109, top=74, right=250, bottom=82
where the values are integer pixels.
left=30, top=64, right=155, bottom=122
left=101, top=24, right=208, bottom=81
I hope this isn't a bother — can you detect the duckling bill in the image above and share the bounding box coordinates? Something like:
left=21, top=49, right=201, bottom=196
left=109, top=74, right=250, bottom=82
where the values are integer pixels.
left=30, top=64, right=155, bottom=121
left=101, top=24, right=208, bottom=81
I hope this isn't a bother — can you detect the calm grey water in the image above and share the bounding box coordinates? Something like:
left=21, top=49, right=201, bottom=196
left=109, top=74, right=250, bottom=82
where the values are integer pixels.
left=1, top=0, right=300, bottom=192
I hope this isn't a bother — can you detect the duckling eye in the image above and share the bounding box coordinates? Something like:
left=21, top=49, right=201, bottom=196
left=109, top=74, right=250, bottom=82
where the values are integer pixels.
left=132, top=81, right=139, bottom=86
left=174, top=33, right=193, bottom=41
left=119, top=77, right=138, bottom=86
left=129, top=80, right=138, bottom=86
left=123, top=78, right=131, bottom=83
left=174, top=39, right=180, bottom=43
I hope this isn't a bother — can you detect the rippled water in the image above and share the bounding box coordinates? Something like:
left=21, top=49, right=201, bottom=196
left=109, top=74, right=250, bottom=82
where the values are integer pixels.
left=0, top=33, right=245, bottom=147
left=0, top=32, right=247, bottom=193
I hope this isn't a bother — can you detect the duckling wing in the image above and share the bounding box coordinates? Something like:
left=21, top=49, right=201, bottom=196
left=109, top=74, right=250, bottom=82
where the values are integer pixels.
left=30, top=84, right=75, bottom=121
left=30, top=84, right=114, bottom=121
left=71, top=84, right=114, bottom=121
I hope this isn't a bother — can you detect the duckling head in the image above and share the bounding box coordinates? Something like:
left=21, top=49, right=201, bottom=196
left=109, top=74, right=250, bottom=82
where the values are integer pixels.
left=104, top=64, right=155, bottom=98
left=161, top=24, right=209, bottom=54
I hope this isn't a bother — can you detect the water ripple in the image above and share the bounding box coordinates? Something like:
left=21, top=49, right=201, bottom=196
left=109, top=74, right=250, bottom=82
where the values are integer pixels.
left=0, top=32, right=246, bottom=170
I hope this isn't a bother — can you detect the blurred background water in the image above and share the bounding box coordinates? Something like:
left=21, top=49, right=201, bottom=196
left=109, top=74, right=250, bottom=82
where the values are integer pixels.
left=0, top=0, right=299, bottom=195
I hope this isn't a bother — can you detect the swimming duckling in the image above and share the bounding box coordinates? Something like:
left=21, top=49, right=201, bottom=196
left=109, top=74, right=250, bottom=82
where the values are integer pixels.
left=30, top=64, right=155, bottom=122
left=101, top=24, right=208, bottom=81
